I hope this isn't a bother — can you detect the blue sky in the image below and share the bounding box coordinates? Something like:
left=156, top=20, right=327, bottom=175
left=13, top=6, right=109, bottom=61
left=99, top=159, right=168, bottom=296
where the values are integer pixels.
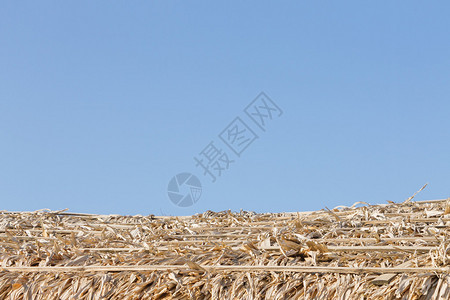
left=1, top=2, right=449, bottom=215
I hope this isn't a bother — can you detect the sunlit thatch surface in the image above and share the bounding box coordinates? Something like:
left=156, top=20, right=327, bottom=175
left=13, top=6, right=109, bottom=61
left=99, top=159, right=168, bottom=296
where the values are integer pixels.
left=1, top=198, right=450, bottom=299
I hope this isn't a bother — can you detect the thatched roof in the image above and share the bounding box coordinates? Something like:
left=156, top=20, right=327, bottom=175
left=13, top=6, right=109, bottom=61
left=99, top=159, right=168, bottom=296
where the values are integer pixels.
left=1, top=198, right=450, bottom=299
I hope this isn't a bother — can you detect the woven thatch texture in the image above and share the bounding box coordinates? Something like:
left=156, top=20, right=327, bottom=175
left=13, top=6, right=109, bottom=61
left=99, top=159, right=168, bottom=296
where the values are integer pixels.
left=1, top=198, right=450, bottom=299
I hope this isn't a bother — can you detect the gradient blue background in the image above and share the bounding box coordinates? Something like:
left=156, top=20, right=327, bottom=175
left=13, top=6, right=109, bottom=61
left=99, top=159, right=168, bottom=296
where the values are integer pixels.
left=1, top=2, right=449, bottom=215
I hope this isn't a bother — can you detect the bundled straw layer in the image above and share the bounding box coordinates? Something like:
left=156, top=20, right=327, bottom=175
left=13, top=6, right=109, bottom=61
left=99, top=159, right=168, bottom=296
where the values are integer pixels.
left=1, top=198, right=450, bottom=299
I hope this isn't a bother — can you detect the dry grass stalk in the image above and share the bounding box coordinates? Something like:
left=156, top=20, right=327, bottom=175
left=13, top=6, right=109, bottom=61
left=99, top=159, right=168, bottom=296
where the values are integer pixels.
left=1, top=197, right=450, bottom=299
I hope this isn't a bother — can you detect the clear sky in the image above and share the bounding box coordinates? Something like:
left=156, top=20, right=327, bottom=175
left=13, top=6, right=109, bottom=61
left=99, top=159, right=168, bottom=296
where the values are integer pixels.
left=1, top=2, right=449, bottom=215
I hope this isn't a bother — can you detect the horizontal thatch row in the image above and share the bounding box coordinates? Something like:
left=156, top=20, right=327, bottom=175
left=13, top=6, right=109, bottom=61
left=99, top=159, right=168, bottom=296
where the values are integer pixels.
left=1, top=198, right=450, bottom=299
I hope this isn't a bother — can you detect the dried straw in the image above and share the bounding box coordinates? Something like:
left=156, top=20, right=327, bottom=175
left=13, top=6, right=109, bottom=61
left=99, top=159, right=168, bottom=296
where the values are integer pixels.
left=1, top=197, right=450, bottom=299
